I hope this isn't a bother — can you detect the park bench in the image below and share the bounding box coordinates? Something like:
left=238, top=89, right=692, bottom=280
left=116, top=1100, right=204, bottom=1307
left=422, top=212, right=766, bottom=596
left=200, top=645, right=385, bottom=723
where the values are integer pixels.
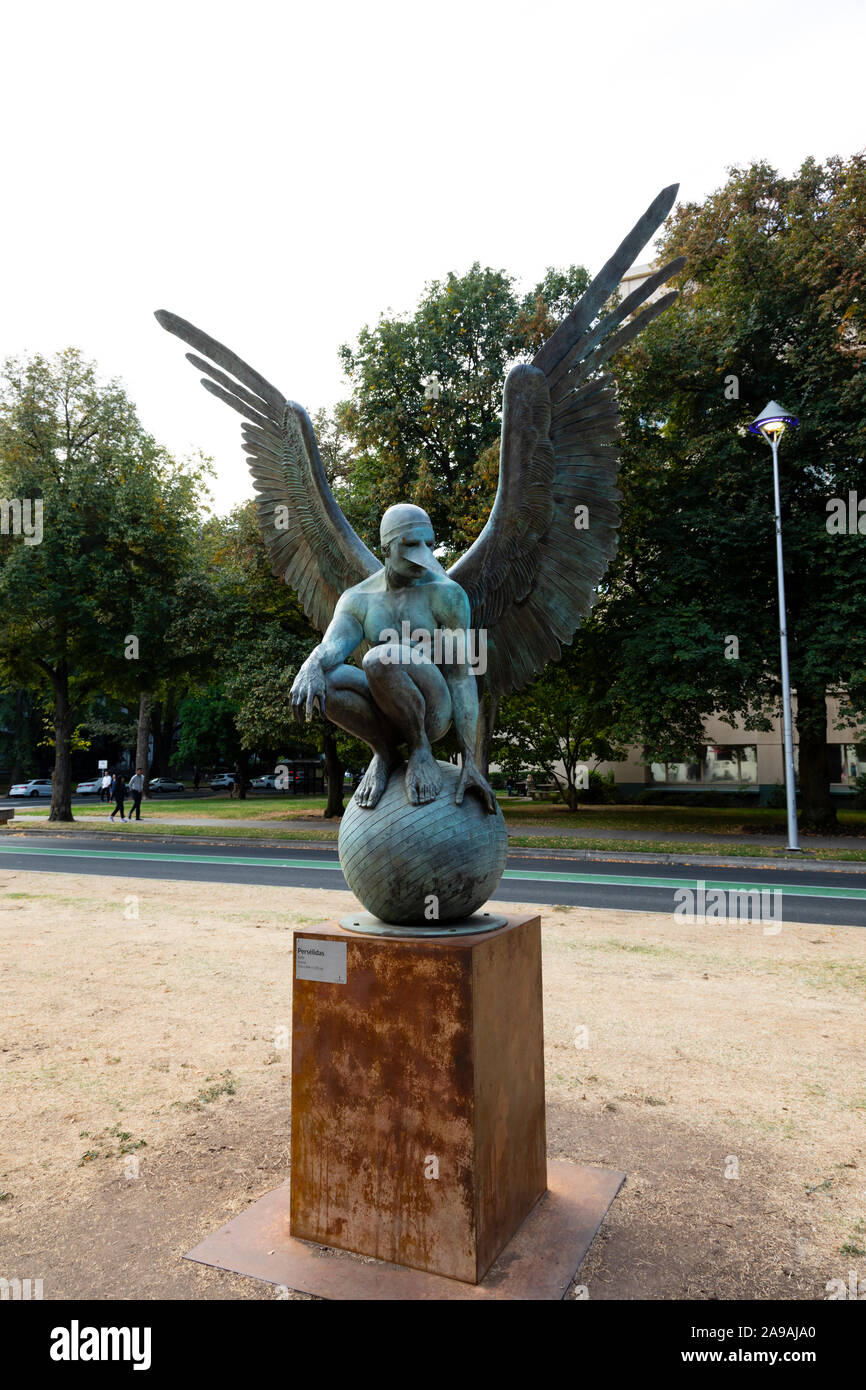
left=0, top=807, right=14, bottom=826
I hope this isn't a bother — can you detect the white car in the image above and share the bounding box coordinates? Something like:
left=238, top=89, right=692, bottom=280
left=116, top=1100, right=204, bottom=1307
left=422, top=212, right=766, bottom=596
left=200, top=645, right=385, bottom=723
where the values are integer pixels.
left=149, top=778, right=185, bottom=792
left=75, top=778, right=103, bottom=795
left=210, top=774, right=236, bottom=790
left=250, top=773, right=278, bottom=789
left=9, top=778, right=53, bottom=797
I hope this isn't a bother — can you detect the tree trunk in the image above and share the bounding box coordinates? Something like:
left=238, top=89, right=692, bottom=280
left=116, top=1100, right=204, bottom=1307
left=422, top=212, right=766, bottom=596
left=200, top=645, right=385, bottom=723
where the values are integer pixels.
left=48, top=663, right=75, bottom=823
left=796, top=686, right=837, bottom=832
left=323, top=732, right=344, bottom=818
left=136, top=689, right=153, bottom=797
left=474, top=690, right=499, bottom=777
left=233, top=752, right=249, bottom=800
left=150, top=700, right=164, bottom=775
left=151, top=692, right=178, bottom=779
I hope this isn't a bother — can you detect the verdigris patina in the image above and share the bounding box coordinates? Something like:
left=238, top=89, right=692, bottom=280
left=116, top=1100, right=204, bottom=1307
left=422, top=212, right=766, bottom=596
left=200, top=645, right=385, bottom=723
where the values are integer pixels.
left=156, top=183, right=683, bottom=924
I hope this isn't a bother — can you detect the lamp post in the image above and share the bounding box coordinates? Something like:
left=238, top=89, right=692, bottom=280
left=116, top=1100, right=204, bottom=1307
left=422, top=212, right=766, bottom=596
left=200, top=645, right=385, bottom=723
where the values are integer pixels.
left=749, top=400, right=801, bottom=851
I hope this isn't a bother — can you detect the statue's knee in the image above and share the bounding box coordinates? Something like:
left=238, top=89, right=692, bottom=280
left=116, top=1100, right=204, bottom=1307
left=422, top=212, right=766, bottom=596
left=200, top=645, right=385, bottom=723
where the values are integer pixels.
left=362, top=646, right=385, bottom=683
left=363, top=643, right=400, bottom=678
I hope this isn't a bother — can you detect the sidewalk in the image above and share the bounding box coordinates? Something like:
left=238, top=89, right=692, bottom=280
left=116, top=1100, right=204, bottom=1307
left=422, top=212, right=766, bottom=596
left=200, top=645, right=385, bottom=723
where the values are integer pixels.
left=9, top=811, right=866, bottom=870
left=16, top=810, right=866, bottom=852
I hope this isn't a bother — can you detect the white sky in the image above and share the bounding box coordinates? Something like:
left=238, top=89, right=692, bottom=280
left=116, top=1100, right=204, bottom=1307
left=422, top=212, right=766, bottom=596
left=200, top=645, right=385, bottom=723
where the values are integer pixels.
left=1, top=0, right=863, bottom=514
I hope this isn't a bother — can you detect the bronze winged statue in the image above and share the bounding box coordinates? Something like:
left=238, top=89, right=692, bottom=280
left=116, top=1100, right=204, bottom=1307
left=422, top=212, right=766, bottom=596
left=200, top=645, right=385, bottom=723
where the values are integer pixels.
left=156, top=184, right=683, bottom=819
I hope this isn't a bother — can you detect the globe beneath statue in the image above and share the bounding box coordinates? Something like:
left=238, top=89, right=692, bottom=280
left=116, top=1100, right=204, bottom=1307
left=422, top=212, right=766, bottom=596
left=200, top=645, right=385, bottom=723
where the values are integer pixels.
left=338, top=760, right=508, bottom=926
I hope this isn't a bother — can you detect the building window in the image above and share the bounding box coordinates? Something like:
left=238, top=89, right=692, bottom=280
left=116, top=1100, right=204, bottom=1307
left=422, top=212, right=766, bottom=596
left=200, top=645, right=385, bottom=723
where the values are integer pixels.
left=649, top=746, right=758, bottom=785
left=835, top=743, right=866, bottom=784
left=649, top=757, right=702, bottom=784
left=706, top=745, right=758, bottom=784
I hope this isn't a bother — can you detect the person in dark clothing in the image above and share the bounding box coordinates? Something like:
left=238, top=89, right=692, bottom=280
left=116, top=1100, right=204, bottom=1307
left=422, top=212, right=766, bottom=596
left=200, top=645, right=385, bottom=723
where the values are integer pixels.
left=110, top=774, right=126, bottom=822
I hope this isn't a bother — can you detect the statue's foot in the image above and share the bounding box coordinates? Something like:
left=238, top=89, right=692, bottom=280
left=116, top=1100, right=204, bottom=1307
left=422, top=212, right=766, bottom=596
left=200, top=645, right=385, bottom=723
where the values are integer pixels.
left=405, top=747, right=442, bottom=806
left=354, top=753, right=395, bottom=809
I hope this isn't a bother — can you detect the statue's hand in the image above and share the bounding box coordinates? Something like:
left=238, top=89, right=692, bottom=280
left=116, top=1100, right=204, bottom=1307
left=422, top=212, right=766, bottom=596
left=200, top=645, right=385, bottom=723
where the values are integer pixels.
left=455, top=755, right=497, bottom=815
left=291, top=655, right=327, bottom=722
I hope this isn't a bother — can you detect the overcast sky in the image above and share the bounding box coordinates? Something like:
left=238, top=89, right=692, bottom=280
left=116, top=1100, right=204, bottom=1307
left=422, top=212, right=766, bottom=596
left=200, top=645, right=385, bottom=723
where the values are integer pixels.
left=1, top=0, right=863, bottom=514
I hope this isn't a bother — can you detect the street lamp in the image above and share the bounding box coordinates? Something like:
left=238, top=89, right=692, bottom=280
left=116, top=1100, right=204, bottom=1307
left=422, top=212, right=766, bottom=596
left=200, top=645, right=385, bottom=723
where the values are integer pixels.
left=749, top=400, right=801, bottom=850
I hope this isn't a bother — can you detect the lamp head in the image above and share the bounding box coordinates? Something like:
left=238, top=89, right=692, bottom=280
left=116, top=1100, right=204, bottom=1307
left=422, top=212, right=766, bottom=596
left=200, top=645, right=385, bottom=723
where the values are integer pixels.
left=749, top=399, right=799, bottom=442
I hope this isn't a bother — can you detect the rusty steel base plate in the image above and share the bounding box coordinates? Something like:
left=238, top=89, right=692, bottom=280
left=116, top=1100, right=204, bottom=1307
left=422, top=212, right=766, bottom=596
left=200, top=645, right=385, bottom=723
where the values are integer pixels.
left=184, top=1161, right=625, bottom=1301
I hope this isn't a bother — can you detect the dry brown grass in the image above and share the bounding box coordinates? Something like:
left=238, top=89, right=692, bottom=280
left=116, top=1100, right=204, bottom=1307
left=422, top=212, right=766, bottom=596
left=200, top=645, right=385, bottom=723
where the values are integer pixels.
left=1, top=871, right=863, bottom=1300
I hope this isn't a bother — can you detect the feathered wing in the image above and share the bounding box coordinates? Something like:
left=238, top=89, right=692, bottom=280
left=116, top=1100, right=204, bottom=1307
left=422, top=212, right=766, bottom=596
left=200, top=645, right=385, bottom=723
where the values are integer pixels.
left=449, top=184, right=685, bottom=698
left=155, top=310, right=380, bottom=633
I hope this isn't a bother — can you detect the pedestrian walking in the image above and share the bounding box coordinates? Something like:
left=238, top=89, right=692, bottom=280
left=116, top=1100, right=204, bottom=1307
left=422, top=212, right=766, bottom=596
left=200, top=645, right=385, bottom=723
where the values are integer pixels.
left=100, top=771, right=112, bottom=802
left=109, top=774, right=126, bottom=822
left=128, top=767, right=144, bottom=822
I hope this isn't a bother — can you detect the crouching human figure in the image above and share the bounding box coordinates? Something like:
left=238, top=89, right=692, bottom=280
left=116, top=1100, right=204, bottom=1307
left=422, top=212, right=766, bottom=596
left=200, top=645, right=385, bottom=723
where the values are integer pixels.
left=289, top=503, right=495, bottom=813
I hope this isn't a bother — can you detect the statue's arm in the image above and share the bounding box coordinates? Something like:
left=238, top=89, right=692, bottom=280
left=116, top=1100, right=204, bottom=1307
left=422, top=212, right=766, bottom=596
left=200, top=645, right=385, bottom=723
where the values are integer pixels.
left=440, top=586, right=496, bottom=813
left=290, top=595, right=364, bottom=721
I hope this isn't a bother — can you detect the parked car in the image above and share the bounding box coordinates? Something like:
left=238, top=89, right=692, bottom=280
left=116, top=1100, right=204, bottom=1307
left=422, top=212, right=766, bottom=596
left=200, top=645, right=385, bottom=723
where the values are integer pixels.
left=75, top=778, right=103, bottom=795
left=210, top=774, right=236, bottom=791
left=9, top=778, right=53, bottom=797
left=149, top=777, right=185, bottom=792
left=250, top=773, right=278, bottom=789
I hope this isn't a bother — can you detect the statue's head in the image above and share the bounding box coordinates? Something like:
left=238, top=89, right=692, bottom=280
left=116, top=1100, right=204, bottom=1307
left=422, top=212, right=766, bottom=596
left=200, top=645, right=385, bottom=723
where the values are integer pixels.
left=379, top=503, right=443, bottom=579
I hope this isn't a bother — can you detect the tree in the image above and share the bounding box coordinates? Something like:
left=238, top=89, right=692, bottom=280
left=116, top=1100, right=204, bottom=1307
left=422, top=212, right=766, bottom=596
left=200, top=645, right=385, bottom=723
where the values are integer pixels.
left=225, top=628, right=366, bottom=818
left=0, top=349, right=206, bottom=820
left=605, top=154, right=866, bottom=830
left=176, top=686, right=243, bottom=779
left=336, top=263, right=590, bottom=553
left=0, top=688, right=43, bottom=785
left=334, top=263, right=593, bottom=773
left=492, top=631, right=625, bottom=809
left=211, top=502, right=367, bottom=814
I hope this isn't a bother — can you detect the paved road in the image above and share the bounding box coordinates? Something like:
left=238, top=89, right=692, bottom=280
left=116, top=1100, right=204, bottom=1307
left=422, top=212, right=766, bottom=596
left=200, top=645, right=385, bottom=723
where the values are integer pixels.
left=12, top=804, right=866, bottom=852
left=2, top=833, right=864, bottom=927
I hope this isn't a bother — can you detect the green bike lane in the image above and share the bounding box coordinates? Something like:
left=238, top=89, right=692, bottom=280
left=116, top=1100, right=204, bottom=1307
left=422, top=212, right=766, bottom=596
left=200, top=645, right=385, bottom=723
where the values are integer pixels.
left=1, top=834, right=865, bottom=926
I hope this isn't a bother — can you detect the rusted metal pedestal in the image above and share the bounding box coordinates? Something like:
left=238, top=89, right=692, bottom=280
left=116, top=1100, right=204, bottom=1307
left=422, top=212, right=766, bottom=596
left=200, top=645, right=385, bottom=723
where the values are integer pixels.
left=290, top=913, right=546, bottom=1283
left=184, top=910, right=626, bottom=1298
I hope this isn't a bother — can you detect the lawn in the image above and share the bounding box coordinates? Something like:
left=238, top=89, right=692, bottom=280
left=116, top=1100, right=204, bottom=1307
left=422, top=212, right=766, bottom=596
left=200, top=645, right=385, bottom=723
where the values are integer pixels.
left=31, top=793, right=866, bottom=837
left=500, top=800, right=866, bottom=838
left=2, top=871, right=863, bottom=1299
left=63, top=793, right=331, bottom=820
left=11, top=792, right=866, bottom=861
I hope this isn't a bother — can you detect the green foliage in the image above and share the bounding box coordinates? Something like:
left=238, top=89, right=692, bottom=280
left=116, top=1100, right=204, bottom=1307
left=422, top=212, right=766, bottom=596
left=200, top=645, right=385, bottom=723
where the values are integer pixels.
left=335, top=262, right=590, bottom=553
left=0, top=348, right=208, bottom=818
left=174, top=501, right=365, bottom=805
left=580, top=769, right=618, bottom=804
left=492, top=634, right=625, bottom=810
left=36, top=717, right=90, bottom=752
left=604, top=154, right=866, bottom=826
left=176, top=686, right=240, bottom=769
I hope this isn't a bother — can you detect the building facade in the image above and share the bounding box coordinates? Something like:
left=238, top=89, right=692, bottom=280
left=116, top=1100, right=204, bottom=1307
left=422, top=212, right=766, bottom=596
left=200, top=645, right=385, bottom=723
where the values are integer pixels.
left=593, top=698, right=866, bottom=802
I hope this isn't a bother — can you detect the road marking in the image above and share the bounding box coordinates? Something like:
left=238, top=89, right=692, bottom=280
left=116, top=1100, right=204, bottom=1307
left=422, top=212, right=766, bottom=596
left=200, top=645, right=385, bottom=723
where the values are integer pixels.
left=1, top=841, right=866, bottom=902
left=0, top=843, right=342, bottom=871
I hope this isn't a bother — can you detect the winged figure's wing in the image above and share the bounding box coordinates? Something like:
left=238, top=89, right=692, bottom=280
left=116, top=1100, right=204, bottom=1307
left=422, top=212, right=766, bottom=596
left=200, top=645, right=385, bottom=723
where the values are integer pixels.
left=155, top=310, right=380, bottom=633
left=448, top=184, right=684, bottom=698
